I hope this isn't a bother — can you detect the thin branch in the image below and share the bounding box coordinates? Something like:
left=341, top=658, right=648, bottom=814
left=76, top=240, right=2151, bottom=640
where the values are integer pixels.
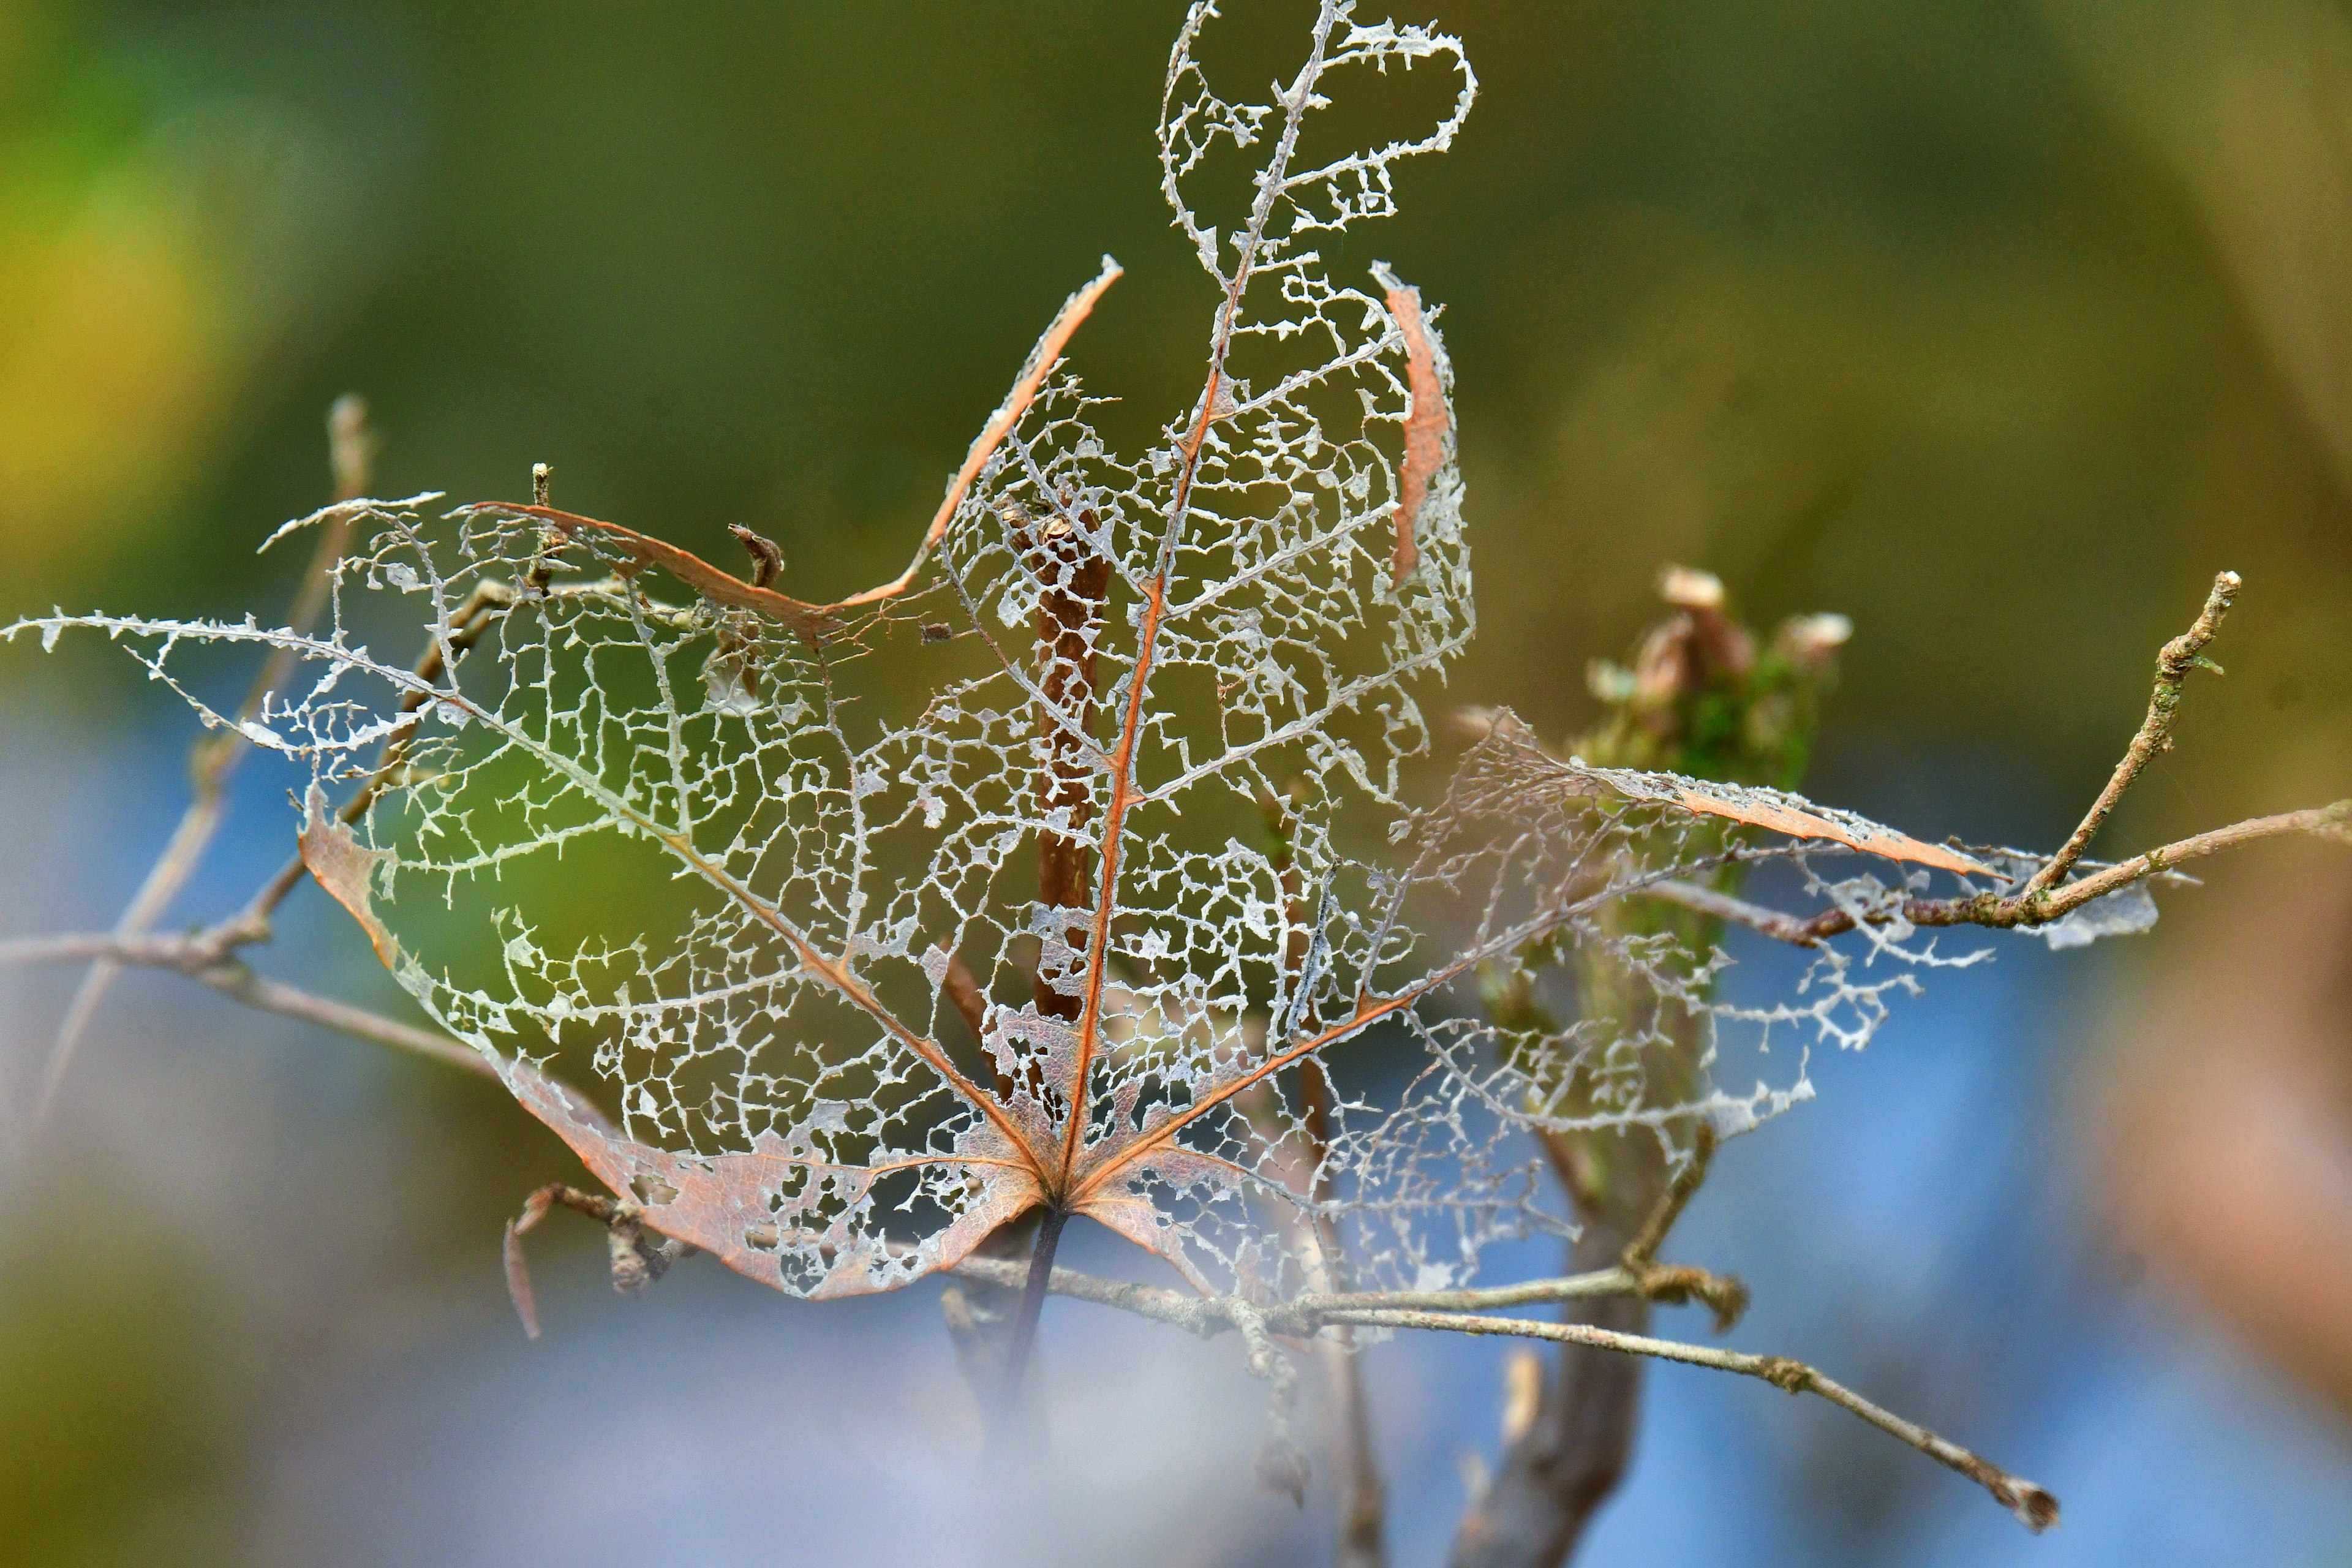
left=1643, top=878, right=1834, bottom=944
left=1287, top=1268, right=1646, bottom=1322
left=1618, top=1121, right=1748, bottom=1332
left=1622, top=1121, right=1714, bottom=1269
left=948, top=1257, right=1737, bottom=1342
left=951, top=1254, right=1225, bottom=1335
left=1316, top=1308, right=2057, bottom=1534
left=1626, top=572, right=2343, bottom=950
left=203, top=967, right=494, bottom=1080
left=0, top=930, right=494, bottom=1080
left=941, top=1254, right=2051, bottom=1532
left=2025, top=570, right=2239, bottom=898
left=1646, top=801, right=2350, bottom=949
left=29, top=397, right=377, bottom=1126
left=502, top=1183, right=695, bottom=1338
left=2033, top=804, right=2350, bottom=912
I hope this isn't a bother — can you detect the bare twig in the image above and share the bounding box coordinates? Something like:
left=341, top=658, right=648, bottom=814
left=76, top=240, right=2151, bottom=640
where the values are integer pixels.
left=1319, top=1308, right=2057, bottom=1533
left=502, top=1183, right=696, bottom=1338
left=1629, top=573, right=2343, bottom=953
left=1647, top=801, right=2350, bottom=949
left=28, top=397, right=377, bottom=1126
left=940, top=1256, right=1660, bottom=1335
left=1, top=930, right=493, bottom=1080
left=2026, top=571, right=2239, bottom=898
left=940, top=1253, right=2051, bottom=1532
left=1615, top=1123, right=1747, bottom=1332
left=1619, top=1122, right=1714, bottom=1272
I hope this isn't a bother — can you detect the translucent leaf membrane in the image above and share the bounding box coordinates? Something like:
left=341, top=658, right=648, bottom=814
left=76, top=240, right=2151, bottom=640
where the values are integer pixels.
left=1384, top=725, right=2015, bottom=1167
left=6, top=2, right=2098, bottom=1306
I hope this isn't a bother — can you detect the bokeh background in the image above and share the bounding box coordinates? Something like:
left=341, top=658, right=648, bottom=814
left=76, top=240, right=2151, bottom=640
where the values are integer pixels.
left=4, top=1, right=2351, bottom=1564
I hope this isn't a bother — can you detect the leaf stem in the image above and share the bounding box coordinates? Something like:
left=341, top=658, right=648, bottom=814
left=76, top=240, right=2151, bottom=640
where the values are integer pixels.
left=998, top=1204, right=1070, bottom=1423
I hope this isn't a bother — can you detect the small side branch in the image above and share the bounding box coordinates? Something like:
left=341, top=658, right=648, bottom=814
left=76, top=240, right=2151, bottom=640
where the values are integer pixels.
left=0, top=930, right=494, bottom=1080
left=502, top=1183, right=696, bottom=1338
left=2026, top=571, right=2238, bottom=898
left=1635, top=570, right=2345, bottom=947
left=1618, top=1121, right=1748, bottom=1331
left=1316, top=1307, right=2057, bottom=1533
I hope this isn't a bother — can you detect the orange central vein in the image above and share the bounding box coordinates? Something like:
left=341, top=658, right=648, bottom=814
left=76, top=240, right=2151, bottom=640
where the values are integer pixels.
left=1055, top=365, right=1228, bottom=1190
left=1070, top=956, right=1477, bottom=1207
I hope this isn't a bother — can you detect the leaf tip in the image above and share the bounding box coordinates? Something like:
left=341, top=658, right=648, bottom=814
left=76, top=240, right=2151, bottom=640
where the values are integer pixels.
left=502, top=1218, right=541, bottom=1340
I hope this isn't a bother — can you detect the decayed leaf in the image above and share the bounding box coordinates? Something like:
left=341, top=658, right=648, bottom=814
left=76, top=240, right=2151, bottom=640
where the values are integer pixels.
left=13, top=3, right=2032, bottom=1310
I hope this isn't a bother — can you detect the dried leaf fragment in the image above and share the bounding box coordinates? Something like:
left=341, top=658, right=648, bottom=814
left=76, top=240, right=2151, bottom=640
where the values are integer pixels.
left=1377, top=266, right=1450, bottom=589
left=502, top=1218, right=541, bottom=1340
left=822, top=256, right=1123, bottom=614
left=298, top=785, right=400, bottom=968
left=1654, top=777, right=1997, bottom=877
left=1461, top=713, right=1996, bottom=876
left=483, top=503, right=836, bottom=636
left=500, top=1058, right=1043, bottom=1300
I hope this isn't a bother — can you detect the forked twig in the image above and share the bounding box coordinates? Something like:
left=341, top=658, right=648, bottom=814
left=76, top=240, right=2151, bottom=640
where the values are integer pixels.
left=1615, top=1122, right=1747, bottom=1332
left=0, top=930, right=494, bottom=1079
left=2025, top=571, right=2239, bottom=899
left=1649, top=806, right=2348, bottom=949
left=501, top=1183, right=696, bottom=1340
left=1318, top=1308, right=2056, bottom=1533
left=28, top=397, right=376, bottom=1128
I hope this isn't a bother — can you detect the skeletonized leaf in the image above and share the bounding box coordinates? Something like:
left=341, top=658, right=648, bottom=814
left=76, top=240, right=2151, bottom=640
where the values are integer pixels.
left=12, top=4, right=2021, bottom=1311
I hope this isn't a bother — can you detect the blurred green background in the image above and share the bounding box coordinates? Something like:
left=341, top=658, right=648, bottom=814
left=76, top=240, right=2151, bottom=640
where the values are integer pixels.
left=3, top=1, right=2350, bottom=1564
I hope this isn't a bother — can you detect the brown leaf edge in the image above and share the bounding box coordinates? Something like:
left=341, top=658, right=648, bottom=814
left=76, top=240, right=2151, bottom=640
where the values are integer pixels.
left=475, top=503, right=838, bottom=637
left=500, top=1057, right=1044, bottom=1302
left=1461, top=711, right=1998, bottom=879
left=1374, top=263, right=1450, bottom=590
left=1653, top=777, right=1999, bottom=878
left=465, top=257, right=1123, bottom=633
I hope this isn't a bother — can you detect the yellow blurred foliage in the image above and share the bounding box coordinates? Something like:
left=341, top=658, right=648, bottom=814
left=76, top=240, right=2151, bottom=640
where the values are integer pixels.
left=0, top=169, right=229, bottom=578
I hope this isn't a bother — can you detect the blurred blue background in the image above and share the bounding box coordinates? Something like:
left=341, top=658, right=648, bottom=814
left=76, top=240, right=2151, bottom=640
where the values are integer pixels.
left=3, top=1, right=2350, bottom=1563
